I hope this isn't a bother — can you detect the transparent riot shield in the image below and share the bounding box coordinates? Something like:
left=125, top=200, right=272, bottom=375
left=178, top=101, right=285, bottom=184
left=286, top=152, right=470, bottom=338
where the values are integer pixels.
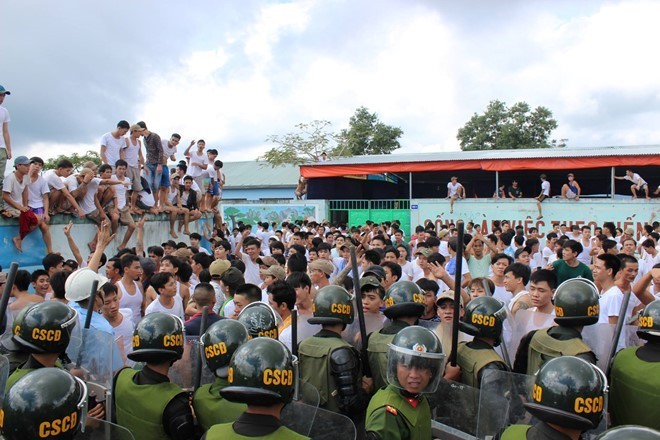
left=476, top=369, right=535, bottom=439
left=280, top=381, right=321, bottom=436
left=432, top=379, right=481, bottom=437
left=582, top=323, right=615, bottom=372
left=342, top=313, right=386, bottom=349
left=169, top=336, right=202, bottom=391
left=432, top=322, right=473, bottom=359
left=297, top=313, right=320, bottom=344
left=0, top=355, right=8, bottom=405
left=78, top=417, right=136, bottom=440
left=308, top=407, right=357, bottom=440
left=66, top=328, right=116, bottom=423
left=506, top=309, right=555, bottom=364
left=198, top=337, right=216, bottom=386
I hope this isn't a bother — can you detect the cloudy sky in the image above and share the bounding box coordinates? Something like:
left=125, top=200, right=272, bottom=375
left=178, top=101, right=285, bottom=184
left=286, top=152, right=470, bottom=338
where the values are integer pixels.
left=2, top=0, right=660, bottom=165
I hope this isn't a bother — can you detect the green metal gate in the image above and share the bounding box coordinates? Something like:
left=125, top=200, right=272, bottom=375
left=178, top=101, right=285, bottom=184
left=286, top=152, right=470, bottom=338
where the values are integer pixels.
left=328, top=200, right=411, bottom=234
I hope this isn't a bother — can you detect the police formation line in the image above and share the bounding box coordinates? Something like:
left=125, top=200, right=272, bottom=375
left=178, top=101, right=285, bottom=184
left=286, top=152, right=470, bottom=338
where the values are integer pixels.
left=1, top=277, right=660, bottom=439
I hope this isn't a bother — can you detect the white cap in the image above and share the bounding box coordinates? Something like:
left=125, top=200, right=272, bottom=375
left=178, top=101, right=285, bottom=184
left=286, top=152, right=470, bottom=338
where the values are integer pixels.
left=64, top=268, right=108, bottom=302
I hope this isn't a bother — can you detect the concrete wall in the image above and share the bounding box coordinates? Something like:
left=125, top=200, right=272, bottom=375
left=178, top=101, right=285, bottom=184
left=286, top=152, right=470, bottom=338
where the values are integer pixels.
left=411, top=198, right=659, bottom=236
left=223, top=187, right=297, bottom=201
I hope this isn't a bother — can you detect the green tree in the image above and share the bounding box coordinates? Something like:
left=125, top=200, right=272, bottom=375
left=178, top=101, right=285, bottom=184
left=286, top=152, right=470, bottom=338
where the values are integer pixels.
left=457, top=100, right=562, bottom=151
left=43, top=150, right=102, bottom=171
left=336, top=106, right=403, bottom=156
left=260, top=120, right=341, bottom=167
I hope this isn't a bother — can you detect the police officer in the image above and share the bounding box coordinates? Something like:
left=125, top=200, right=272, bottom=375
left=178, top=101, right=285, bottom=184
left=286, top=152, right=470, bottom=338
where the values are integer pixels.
left=237, top=301, right=280, bottom=339
left=457, top=296, right=509, bottom=388
left=1, top=368, right=88, bottom=439
left=4, top=301, right=77, bottom=390
left=498, top=356, right=607, bottom=439
left=298, top=285, right=372, bottom=418
left=367, top=280, right=426, bottom=390
left=610, top=299, right=660, bottom=429
left=365, top=325, right=445, bottom=440
left=203, top=337, right=309, bottom=439
left=193, top=319, right=249, bottom=431
left=114, top=312, right=197, bottom=439
left=514, top=278, right=599, bottom=375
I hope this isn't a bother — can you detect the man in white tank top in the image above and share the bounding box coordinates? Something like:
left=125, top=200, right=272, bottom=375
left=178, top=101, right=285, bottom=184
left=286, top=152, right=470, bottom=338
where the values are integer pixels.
left=145, top=272, right=185, bottom=321
left=116, top=254, right=144, bottom=327
left=100, top=283, right=135, bottom=365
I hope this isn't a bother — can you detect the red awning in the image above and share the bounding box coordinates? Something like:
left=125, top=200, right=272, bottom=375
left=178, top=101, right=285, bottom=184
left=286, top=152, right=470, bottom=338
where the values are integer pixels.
left=300, top=155, right=660, bottom=178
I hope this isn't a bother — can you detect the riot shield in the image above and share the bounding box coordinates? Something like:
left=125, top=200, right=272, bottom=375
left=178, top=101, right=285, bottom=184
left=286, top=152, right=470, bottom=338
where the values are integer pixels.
left=432, top=380, right=481, bottom=437
left=280, top=381, right=321, bottom=436
left=169, top=336, right=202, bottom=391
left=506, top=309, right=555, bottom=364
left=0, top=355, right=8, bottom=405
left=77, top=417, right=135, bottom=440
left=308, top=407, right=357, bottom=440
left=433, top=321, right=473, bottom=358
left=582, top=323, right=616, bottom=372
left=476, top=369, right=535, bottom=439
left=342, top=313, right=386, bottom=349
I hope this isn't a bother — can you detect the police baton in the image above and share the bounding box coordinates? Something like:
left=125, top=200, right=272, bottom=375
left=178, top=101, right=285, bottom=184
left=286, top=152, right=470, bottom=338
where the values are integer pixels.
left=194, top=306, right=209, bottom=390
left=449, top=221, right=464, bottom=366
left=606, top=291, right=631, bottom=376
left=0, top=262, right=19, bottom=335
left=76, top=280, right=99, bottom=369
left=291, top=309, right=300, bottom=400
left=350, top=245, right=372, bottom=377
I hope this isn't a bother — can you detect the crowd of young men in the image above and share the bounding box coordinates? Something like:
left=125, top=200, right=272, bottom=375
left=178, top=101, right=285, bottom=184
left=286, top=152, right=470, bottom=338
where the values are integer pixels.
left=0, top=120, right=226, bottom=253
left=2, top=211, right=660, bottom=438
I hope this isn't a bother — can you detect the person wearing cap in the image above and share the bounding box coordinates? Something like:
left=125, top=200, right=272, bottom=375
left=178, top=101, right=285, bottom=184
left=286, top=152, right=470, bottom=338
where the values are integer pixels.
left=260, top=264, right=286, bottom=298
left=2, top=156, right=37, bottom=247
left=309, top=259, right=334, bottom=290
left=560, top=172, right=581, bottom=200
left=0, top=84, right=11, bottom=207
left=209, top=259, right=230, bottom=311
left=361, top=275, right=386, bottom=315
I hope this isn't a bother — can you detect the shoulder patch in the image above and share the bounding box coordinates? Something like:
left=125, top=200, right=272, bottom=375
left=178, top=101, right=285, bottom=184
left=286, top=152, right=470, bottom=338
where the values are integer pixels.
left=385, top=405, right=398, bottom=415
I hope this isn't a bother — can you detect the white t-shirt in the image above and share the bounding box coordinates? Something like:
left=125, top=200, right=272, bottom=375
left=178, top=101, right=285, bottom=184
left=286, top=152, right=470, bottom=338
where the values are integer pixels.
left=624, top=173, right=647, bottom=186
left=65, top=175, right=79, bottom=193
left=162, top=139, right=177, bottom=161
left=0, top=106, right=9, bottom=149
left=111, top=175, right=131, bottom=209
left=541, top=246, right=555, bottom=267
left=117, top=280, right=143, bottom=327
left=447, top=182, right=462, bottom=197
left=80, top=177, right=101, bottom=214
left=279, top=325, right=292, bottom=351
left=241, top=253, right=262, bottom=285
left=101, top=132, right=126, bottom=167
left=145, top=296, right=185, bottom=321
left=2, top=172, right=26, bottom=205
left=541, top=181, right=550, bottom=196
left=139, top=189, right=155, bottom=207
left=124, top=137, right=141, bottom=167
left=188, top=151, right=209, bottom=177
left=493, top=285, right=513, bottom=306
left=43, top=169, right=66, bottom=191
left=577, top=241, right=592, bottom=265
left=113, top=309, right=135, bottom=362
left=27, top=175, right=50, bottom=209
left=598, top=285, right=624, bottom=324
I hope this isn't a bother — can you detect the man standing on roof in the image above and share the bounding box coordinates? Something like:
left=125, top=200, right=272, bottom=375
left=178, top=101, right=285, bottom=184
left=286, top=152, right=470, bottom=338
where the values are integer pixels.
left=535, top=173, right=550, bottom=220
left=447, top=176, right=464, bottom=214
left=615, top=169, right=650, bottom=199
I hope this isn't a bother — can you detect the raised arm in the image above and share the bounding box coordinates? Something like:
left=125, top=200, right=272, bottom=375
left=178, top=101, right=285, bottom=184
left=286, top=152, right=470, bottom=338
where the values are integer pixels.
left=88, top=221, right=116, bottom=272
left=136, top=216, right=146, bottom=257
left=63, top=221, right=83, bottom=266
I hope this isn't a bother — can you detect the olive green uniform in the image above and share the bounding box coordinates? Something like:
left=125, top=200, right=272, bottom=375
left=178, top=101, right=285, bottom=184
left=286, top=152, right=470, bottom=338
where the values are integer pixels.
left=610, top=346, right=660, bottom=429
left=367, top=320, right=409, bottom=391
left=115, top=368, right=185, bottom=440
left=498, top=422, right=578, bottom=439
left=365, top=384, right=431, bottom=440
left=203, top=413, right=309, bottom=439
left=193, top=377, right=247, bottom=431
left=526, top=327, right=593, bottom=375
left=457, top=340, right=508, bottom=388
left=5, top=356, right=62, bottom=391
left=298, top=329, right=359, bottom=412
